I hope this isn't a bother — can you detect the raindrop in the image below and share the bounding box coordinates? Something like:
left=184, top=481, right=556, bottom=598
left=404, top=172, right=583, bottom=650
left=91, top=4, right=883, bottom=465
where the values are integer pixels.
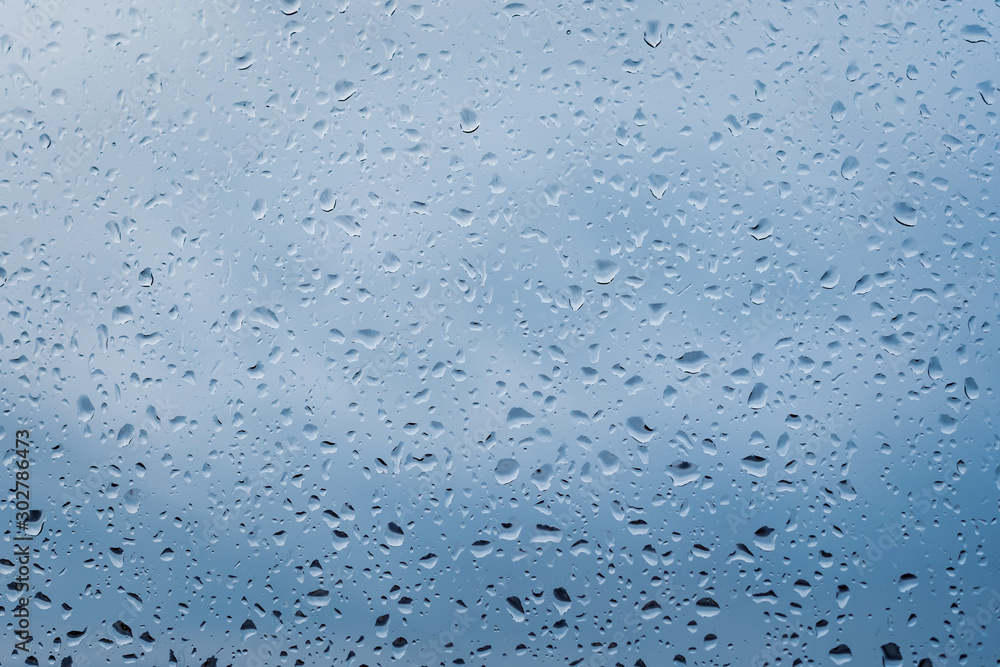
left=459, top=108, right=480, bottom=133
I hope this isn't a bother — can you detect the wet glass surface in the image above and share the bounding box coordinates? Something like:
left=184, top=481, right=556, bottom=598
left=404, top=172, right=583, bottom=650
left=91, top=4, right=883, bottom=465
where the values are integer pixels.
left=1, top=1, right=998, bottom=665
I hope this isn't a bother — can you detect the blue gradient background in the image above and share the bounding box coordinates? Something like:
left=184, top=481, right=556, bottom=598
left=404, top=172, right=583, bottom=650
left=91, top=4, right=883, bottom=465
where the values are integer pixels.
left=1, top=0, right=998, bottom=665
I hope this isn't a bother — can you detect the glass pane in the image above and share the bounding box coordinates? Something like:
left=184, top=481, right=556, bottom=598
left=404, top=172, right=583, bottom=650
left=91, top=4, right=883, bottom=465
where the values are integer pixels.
left=1, top=1, right=997, bottom=665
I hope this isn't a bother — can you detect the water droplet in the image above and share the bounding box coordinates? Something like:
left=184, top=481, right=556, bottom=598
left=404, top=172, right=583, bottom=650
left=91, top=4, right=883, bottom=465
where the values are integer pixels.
left=495, top=458, right=520, bottom=484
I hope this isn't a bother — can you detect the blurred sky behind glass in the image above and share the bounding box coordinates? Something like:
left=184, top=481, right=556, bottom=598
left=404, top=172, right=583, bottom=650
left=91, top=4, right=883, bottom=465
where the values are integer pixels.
left=1, top=0, right=999, bottom=665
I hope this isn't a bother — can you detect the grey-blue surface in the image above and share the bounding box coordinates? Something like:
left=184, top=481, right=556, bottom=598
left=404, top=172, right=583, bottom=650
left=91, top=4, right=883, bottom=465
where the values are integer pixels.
left=1, top=0, right=998, bottom=665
